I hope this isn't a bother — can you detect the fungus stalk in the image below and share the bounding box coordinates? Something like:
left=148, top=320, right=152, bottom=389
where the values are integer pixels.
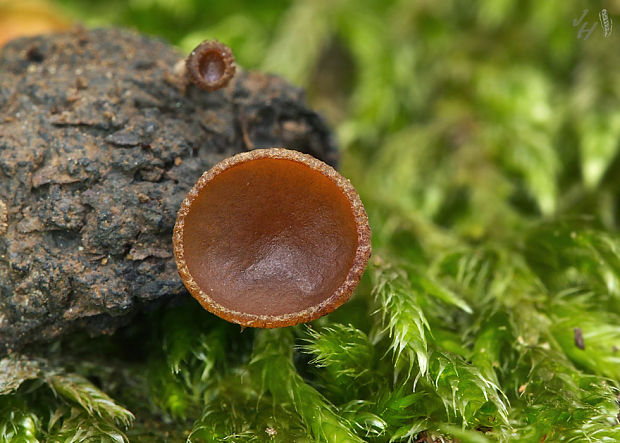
left=173, top=148, right=371, bottom=328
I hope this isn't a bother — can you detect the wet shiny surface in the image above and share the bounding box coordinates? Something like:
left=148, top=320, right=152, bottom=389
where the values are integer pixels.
left=199, top=51, right=225, bottom=84
left=182, top=158, right=358, bottom=316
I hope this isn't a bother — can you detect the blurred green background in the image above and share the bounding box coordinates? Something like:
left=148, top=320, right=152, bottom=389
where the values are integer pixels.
left=3, top=0, right=620, bottom=442
left=42, top=0, right=620, bottom=231
left=3, top=0, right=619, bottom=231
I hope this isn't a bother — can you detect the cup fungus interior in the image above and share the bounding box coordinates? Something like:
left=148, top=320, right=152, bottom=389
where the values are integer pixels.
left=174, top=149, right=370, bottom=327
left=198, top=51, right=226, bottom=85
left=185, top=40, right=235, bottom=91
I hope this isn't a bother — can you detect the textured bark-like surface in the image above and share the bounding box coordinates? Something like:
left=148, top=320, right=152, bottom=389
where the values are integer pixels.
left=0, top=28, right=337, bottom=354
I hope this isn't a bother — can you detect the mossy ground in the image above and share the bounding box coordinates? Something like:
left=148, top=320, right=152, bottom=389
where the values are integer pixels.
left=2, top=0, right=620, bottom=441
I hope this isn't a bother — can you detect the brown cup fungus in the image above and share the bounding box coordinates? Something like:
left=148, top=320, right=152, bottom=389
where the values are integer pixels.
left=185, top=40, right=236, bottom=91
left=173, top=148, right=371, bottom=328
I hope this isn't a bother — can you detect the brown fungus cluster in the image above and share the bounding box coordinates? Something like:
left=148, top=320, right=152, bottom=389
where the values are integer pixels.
left=185, top=40, right=236, bottom=91
left=173, top=148, right=371, bottom=328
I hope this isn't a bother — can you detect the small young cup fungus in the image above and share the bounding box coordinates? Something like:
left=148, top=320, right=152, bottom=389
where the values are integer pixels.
left=185, top=40, right=236, bottom=91
left=173, top=148, right=371, bottom=328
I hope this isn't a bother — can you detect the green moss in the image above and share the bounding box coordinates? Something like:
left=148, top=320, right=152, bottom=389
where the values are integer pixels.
left=3, top=0, right=620, bottom=440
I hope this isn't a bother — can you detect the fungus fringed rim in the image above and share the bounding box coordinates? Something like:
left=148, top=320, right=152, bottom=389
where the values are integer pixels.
left=172, top=148, right=372, bottom=328
left=185, top=40, right=236, bottom=92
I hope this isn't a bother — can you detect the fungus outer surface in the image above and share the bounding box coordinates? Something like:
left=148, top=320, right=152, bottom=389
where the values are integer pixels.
left=173, top=148, right=371, bottom=328
left=185, top=40, right=236, bottom=91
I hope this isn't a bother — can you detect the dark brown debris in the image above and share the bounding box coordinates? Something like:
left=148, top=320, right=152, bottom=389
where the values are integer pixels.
left=0, top=200, right=6, bottom=236
left=0, top=28, right=337, bottom=355
left=574, top=327, right=585, bottom=350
